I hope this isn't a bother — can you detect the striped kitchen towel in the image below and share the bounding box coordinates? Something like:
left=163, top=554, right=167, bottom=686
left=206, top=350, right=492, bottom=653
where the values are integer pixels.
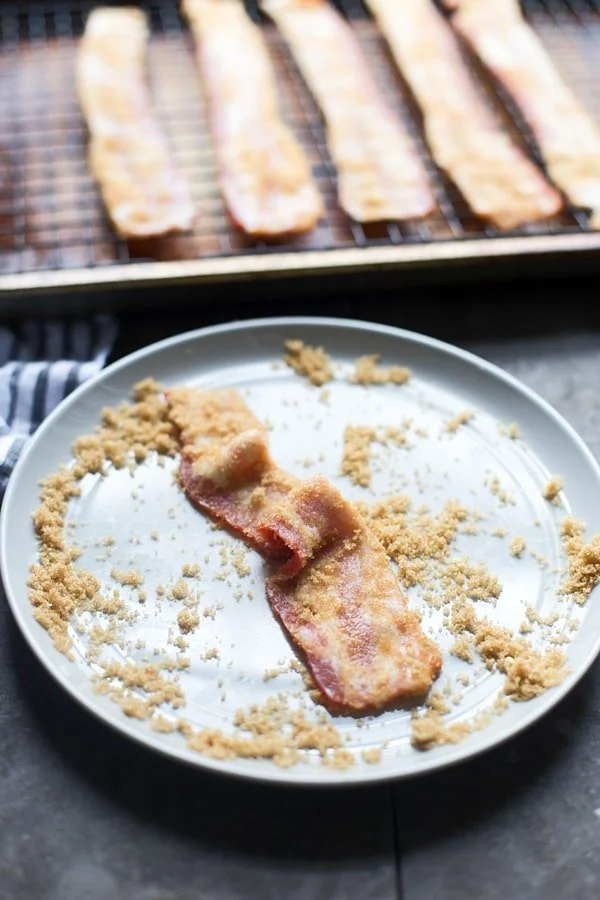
left=0, top=315, right=118, bottom=499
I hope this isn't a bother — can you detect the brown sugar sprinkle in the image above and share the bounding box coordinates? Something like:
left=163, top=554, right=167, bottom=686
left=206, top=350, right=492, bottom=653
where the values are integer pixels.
left=543, top=475, right=564, bottom=503
left=426, top=690, right=451, bottom=715
left=359, top=495, right=469, bottom=589
left=560, top=516, right=600, bottom=604
left=110, top=568, right=144, bottom=588
left=440, top=560, right=502, bottom=603
left=283, top=339, right=333, bottom=386
left=71, top=378, right=177, bottom=476
left=169, top=578, right=189, bottom=601
left=524, top=605, right=559, bottom=628
left=187, top=695, right=349, bottom=769
left=342, top=425, right=376, bottom=487
left=151, top=715, right=179, bottom=734
left=177, top=609, right=200, bottom=635
left=412, top=696, right=508, bottom=750
left=341, top=425, right=410, bottom=488
left=444, top=410, right=474, bottom=433
left=510, top=536, right=526, bottom=558
left=181, top=562, right=200, bottom=578
left=28, top=379, right=177, bottom=654
left=488, top=475, right=515, bottom=507
left=507, top=422, right=520, bottom=439
left=361, top=748, right=382, bottom=765
left=448, top=600, right=567, bottom=701
left=350, top=354, right=410, bottom=386
left=450, top=634, right=473, bottom=662
left=93, top=658, right=186, bottom=721
left=231, top=546, right=251, bottom=579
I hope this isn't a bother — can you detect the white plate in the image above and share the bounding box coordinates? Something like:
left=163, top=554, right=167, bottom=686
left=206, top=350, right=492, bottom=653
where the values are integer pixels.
left=3, top=316, right=600, bottom=786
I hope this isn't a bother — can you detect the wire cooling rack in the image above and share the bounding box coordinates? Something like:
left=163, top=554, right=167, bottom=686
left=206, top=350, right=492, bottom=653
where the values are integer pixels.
left=1, top=0, right=600, bottom=297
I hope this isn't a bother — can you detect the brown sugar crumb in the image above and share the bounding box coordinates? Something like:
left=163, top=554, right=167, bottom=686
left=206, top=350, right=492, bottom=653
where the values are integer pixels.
left=525, top=605, right=559, bottom=628
left=350, top=354, right=410, bottom=386
left=361, top=748, right=382, bottom=765
left=28, top=379, right=177, bottom=654
left=411, top=696, right=508, bottom=750
left=181, top=562, right=200, bottom=578
left=491, top=527, right=507, bottom=538
left=426, top=690, right=450, bottom=715
left=323, top=750, right=355, bottom=769
left=88, top=625, right=118, bottom=647
left=510, top=536, right=526, bottom=558
left=94, top=659, right=186, bottom=720
left=71, top=377, right=177, bottom=476
left=489, top=475, right=515, bottom=507
left=231, top=546, right=251, bottom=579
left=450, top=635, right=473, bottom=662
left=360, top=495, right=468, bottom=589
left=449, top=600, right=568, bottom=700
left=543, top=475, right=564, bottom=503
left=177, top=609, right=200, bottom=635
left=171, top=635, right=189, bottom=652
left=150, top=531, right=159, bottom=541
left=283, top=339, right=333, bottom=386
left=411, top=712, right=474, bottom=749
left=441, top=560, right=502, bottom=603
left=561, top=516, right=600, bottom=604
left=110, top=568, right=144, bottom=588
left=169, top=579, right=189, bottom=601
left=444, top=410, right=474, bottom=433
left=151, top=715, right=179, bottom=733
left=341, top=425, right=376, bottom=487
left=499, top=421, right=521, bottom=439
left=187, top=694, right=348, bottom=769
left=341, top=424, right=412, bottom=488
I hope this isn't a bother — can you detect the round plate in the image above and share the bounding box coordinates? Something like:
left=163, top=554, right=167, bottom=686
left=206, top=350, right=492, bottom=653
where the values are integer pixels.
left=3, top=316, right=600, bottom=786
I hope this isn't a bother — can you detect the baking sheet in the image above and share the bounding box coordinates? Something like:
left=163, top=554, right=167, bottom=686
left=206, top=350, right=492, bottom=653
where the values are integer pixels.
left=1, top=0, right=600, bottom=299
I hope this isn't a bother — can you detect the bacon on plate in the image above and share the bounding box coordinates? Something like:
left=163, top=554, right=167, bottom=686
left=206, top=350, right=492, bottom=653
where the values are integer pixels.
left=76, top=8, right=195, bottom=238
left=182, top=0, right=322, bottom=238
left=365, top=0, right=563, bottom=230
left=443, top=0, right=600, bottom=228
left=260, top=477, right=442, bottom=711
left=167, top=386, right=442, bottom=713
left=261, top=0, right=435, bottom=223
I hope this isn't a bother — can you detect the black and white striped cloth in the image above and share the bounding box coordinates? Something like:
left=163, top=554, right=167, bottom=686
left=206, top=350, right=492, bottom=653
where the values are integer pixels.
left=0, top=315, right=118, bottom=499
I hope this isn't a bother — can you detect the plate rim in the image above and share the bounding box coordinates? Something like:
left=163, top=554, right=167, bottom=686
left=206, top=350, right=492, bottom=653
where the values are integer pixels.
left=3, top=314, right=600, bottom=787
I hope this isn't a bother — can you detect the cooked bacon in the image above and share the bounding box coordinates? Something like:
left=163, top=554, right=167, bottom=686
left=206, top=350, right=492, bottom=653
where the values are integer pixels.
left=167, top=386, right=442, bottom=712
left=261, top=0, right=435, bottom=223
left=76, top=8, right=195, bottom=239
left=167, top=388, right=294, bottom=556
left=182, top=0, right=322, bottom=238
left=365, top=0, right=562, bottom=230
left=444, top=0, right=600, bottom=228
left=260, top=477, right=442, bottom=711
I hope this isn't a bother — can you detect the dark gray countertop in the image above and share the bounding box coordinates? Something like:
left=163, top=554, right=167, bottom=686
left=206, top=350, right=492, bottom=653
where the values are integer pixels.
left=2, top=294, right=600, bottom=900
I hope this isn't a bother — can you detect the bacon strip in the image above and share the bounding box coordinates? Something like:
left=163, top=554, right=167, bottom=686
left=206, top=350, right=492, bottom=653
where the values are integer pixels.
left=182, top=0, right=322, bottom=238
left=444, top=0, right=600, bottom=228
left=261, top=0, right=435, bottom=223
left=260, top=478, right=442, bottom=711
left=167, top=387, right=441, bottom=712
left=365, top=0, right=562, bottom=230
left=167, top=388, right=295, bottom=557
left=76, top=8, right=195, bottom=239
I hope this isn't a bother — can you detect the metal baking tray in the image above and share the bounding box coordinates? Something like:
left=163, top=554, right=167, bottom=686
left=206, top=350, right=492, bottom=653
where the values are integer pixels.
left=1, top=0, right=600, bottom=300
